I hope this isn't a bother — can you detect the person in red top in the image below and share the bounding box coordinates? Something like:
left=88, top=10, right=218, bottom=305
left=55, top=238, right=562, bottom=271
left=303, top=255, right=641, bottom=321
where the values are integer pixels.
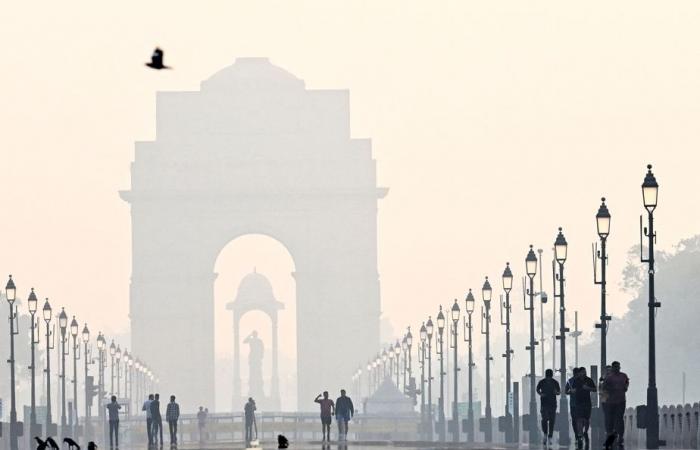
left=603, top=361, right=629, bottom=449
left=314, top=391, right=335, bottom=442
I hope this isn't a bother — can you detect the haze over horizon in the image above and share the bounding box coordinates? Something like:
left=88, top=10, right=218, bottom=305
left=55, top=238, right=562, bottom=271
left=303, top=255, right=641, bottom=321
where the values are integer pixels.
left=2, top=0, right=700, bottom=410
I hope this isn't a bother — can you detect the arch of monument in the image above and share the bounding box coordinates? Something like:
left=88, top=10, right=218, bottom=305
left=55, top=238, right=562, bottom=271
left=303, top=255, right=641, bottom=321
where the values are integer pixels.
left=120, top=58, right=386, bottom=411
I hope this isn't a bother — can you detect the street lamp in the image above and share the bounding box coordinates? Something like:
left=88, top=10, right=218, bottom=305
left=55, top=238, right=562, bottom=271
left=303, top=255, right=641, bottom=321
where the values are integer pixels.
left=594, top=198, right=612, bottom=373
left=406, top=328, right=413, bottom=395
left=401, top=335, right=408, bottom=393
left=436, top=306, right=446, bottom=442
left=6, top=275, right=19, bottom=450
left=641, top=164, right=661, bottom=449
left=554, top=227, right=571, bottom=446
left=109, top=341, right=116, bottom=395
left=82, top=324, right=91, bottom=438
left=426, top=316, right=434, bottom=442
left=525, top=245, right=539, bottom=445
left=419, top=322, right=428, bottom=439
left=500, top=263, right=515, bottom=443
left=116, top=345, right=122, bottom=398
left=450, top=299, right=460, bottom=442
left=481, top=276, right=493, bottom=442
left=59, top=307, right=68, bottom=431
left=394, top=341, right=401, bottom=388
left=463, top=289, right=475, bottom=442
left=70, top=316, right=80, bottom=435
left=43, top=299, right=54, bottom=431
left=28, top=288, right=40, bottom=443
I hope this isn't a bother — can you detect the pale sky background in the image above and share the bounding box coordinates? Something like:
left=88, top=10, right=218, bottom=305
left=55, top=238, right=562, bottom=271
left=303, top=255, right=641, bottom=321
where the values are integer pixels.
left=2, top=1, right=700, bottom=408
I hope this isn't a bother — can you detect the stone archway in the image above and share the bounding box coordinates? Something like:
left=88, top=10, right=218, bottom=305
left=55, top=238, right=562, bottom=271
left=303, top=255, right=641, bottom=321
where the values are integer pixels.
left=120, top=58, right=386, bottom=411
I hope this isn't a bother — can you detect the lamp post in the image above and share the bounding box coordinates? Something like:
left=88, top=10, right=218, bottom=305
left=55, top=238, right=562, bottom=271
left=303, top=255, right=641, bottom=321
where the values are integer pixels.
left=525, top=245, right=539, bottom=445
left=394, top=341, right=401, bottom=388
left=6, top=276, right=18, bottom=450
left=43, top=299, right=54, bottom=431
left=463, top=290, right=475, bottom=442
left=70, top=316, right=80, bottom=434
left=59, top=307, right=69, bottom=431
left=97, top=333, right=106, bottom=439
left=436, top=307, right=446, bottom=442
left=554, top=228, right=570, bottom=446
left=419, top=323, right=427, bottom=440
left=109, top=341, right=116, bottom=395
left=500, top=263, right=514, bottom=443
left=481, top=277, right=493, bottom=442
left=82, top=324, right=90, bottom=438
left=116, top=345, right=122, bottom=398
left=28, top=288, right=39, bottom=443
left=382, top=348, right=388, bottom=379
left=594, top=198, right=611, bottom=371
left=450, top=299, right=460, bottom=442
left=641, top=164, right=661, bottom=449
left=406, top=328, right=413, bottom=390
left=426, top=316, right=434, bottom=441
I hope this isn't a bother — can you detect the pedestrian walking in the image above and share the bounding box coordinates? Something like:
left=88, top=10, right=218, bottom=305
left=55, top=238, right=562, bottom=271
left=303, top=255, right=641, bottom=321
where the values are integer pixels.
left=142, top=394, right=154, bottom=446
left=166, top=395, right=180, bottom=447
left=334, top=389, right=354, bottom=441
left=106, top=395, right=121, bottom=450
left=599, top=366, right=612, bottom=437
left=565, top=368, right=580, bottom=440
left=197, top=406, right=207, bottom=444
left=150, top=393, right=164, bottom=448
left=572, top=367, right=597, bottom=450
left=314, top=391, right=335, bottom=441
left=537, top=369, right=561, bottom=448
left=603, top=361, right=629, bottom=449
left=244, top=397, right=257, bottom=444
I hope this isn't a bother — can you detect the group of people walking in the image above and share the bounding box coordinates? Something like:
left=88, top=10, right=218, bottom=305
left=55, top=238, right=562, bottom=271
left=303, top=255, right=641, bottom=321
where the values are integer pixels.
left=537, top=361, right=629, bottom=450
left=142, top=393, right=181, bottom=448
left=313, top=389, right=355, bottom=442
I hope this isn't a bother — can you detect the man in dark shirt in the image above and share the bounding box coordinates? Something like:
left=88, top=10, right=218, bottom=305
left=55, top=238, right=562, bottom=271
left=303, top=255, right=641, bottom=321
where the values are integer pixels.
left=335, top=389, right=354, bottom=441
left=537, top=369, right=561, bottom=447
left=565, top=368, right=580, bottom=442
left=150, top=393, right=163, bottom=448
left=244, top=397, right=257, bottom=444
left=106, top=395, right=121, bottom=449
left=315, top=391, right=335, bottom=441
left=604, top=361, right=629, bottom=448
left=572, top=367, right=597, bottom=449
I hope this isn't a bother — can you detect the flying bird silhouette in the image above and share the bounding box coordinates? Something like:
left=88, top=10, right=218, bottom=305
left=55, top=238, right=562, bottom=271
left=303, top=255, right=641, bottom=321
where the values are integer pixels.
left=64, top=437, right=81, bottom=450
left=34, top=436, right=47, bottom=450
left=145, top=47, right=171, bottom=70
left=45, top=437, right=60, bottom=450
left=278, top=434, right=289, bottom=449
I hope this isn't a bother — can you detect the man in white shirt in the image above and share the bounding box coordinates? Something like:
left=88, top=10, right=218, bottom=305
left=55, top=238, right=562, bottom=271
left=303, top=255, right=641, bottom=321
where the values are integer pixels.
left=142, top=393, right=154, bottom=446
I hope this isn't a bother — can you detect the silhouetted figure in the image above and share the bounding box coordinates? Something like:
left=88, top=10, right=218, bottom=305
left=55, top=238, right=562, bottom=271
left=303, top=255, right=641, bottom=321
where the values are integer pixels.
left=314, top=391, right=335, bottom=441
left=565, top=368, right=581, bottom=440
left=244, top=331, right=265, bottom=399
left=145, top=48, right=170, bottom=70
left=334, top=389, right=354, bottom=441
left=277, top=434, right=289, bottom=449
left=197, top=406, right=207, bottom=444
left=87, top=443, right=98, bottom=450
left=244, top=397, right=257, bottom=444
left=64, top=437, right=81, bottom=450
left=204, top=408, right=210, bottom=441
left=599, top=366, right=612, bottom=437
left=34, top=436, right=47, bottom=450
left=106, top=395, right=122, bottom=449
left=143, top=394, right=154, bottom=446
left=166, top=395, right=180, bottom=446
left=603, top=361, right=629, bottom=449
left=536, top=369, right=561, bottom=448
left=572, top=367, right=597, bottom=450
left=45, top=437, right=60, bottom=450
left=151, top=393, right=164, bottom=448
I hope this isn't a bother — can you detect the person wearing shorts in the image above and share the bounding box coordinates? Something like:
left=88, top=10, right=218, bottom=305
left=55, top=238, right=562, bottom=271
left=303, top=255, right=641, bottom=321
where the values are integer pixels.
left=572, top=367, right=597, bottom=450
left=314, top=391, right=335, bottom=441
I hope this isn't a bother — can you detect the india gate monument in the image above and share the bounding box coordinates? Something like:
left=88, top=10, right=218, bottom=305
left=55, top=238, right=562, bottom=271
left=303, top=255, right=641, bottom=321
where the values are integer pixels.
left=120, top=58, right=386, bottom=411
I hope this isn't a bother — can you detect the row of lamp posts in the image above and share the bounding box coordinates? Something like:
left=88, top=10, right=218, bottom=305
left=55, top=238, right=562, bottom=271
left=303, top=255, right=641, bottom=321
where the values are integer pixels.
left=357, top=165, right=661, bottom=448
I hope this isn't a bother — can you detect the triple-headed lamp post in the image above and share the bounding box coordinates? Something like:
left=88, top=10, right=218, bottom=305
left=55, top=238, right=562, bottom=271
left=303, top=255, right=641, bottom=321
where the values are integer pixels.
left=481, top=277, right=493, bottom=442
left=554, top=228, right=570, bottom=446
left=463, top=290, right=475, bottom=442
left=641, top=164, right=661, bottom=449
left=450, top=299, right=460, bottom=442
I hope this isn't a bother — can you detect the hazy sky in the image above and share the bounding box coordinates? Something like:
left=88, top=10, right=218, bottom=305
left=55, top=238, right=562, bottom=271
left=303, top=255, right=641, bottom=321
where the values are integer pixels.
left=2, top=1, right=699, bottom=382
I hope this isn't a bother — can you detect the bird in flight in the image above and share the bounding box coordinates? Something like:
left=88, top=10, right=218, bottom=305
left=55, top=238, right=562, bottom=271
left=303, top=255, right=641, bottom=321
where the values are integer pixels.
left=146, top=47, right=171, bottom=70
